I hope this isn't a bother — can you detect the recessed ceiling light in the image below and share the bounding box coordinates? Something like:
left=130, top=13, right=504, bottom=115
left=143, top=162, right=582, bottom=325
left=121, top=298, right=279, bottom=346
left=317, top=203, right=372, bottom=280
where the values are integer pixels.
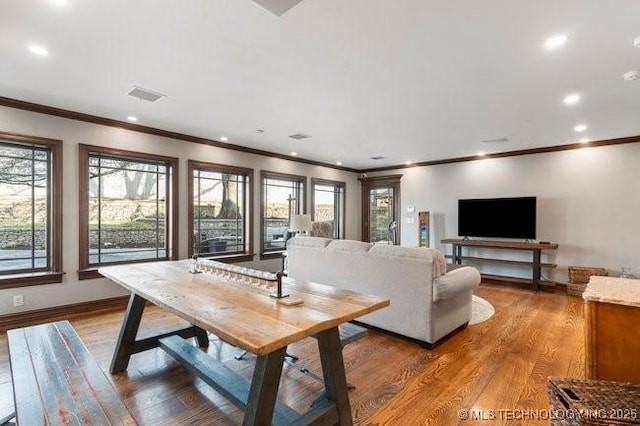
left=28, top=44, right=49, bottom=57
left=544, top=34, right=568, bottom=50
left=220, top=136, right=228, bottom=142
left=623, top=70, right=640, bottom=81
left=335, top=161, right=342, bottom=166
left=290, top=151, right=298, bottom=156
left=477, top=152, right=486, bottom=157
left=574, top=124, right=588, bottom=132
left=405, top=161, right=413, bottom=165
left=580, top=138, right=590, bottom=143
left=127, top=116, right=138, bottom=122
left=563, top=93, right=581, bottom=105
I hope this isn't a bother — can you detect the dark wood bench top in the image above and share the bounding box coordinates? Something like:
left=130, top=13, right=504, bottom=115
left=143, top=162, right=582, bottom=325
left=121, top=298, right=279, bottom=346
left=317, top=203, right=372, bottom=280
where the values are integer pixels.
left=8, top=320, right=136, bottom=425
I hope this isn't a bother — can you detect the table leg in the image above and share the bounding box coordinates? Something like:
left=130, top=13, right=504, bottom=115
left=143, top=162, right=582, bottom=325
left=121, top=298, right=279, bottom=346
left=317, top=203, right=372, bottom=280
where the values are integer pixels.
left=243, top=346, right=287, bottom=426
left=110, top=293, right=146, bottom=373
left=317, top=327, right=353, bottom=426
left=194, top=326, right=210, bottom=348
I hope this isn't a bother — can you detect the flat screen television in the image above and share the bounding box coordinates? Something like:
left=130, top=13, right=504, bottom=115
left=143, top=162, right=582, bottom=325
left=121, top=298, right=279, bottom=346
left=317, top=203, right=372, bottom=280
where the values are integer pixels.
left=458, top=196, right=536, bottom=239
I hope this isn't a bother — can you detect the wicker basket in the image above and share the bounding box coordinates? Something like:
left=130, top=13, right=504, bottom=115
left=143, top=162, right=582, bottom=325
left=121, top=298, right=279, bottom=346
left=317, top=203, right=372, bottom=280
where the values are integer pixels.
left=567, top=267, right=608, bottom=297
left=547, top=377, right=640, bottom=425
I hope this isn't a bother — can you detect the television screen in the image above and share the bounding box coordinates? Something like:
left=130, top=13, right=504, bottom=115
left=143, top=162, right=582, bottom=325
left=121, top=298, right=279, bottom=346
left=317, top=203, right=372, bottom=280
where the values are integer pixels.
left=458, top=197, right=536, bottom=239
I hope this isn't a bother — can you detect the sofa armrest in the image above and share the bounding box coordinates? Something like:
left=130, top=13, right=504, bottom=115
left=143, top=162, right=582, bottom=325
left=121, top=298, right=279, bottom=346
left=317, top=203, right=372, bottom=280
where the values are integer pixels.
left=433, top=266, right=481, bottom=302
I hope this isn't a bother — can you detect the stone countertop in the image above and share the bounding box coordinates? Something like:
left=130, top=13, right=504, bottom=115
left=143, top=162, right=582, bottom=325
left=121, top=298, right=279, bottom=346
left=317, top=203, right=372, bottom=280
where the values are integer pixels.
left=583, top=276, right=640, bottom=308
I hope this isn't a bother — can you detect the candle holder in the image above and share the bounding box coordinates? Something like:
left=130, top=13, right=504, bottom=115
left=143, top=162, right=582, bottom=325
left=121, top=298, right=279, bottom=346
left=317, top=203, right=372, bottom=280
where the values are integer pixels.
left=189, top=253, right=201, bottom=274
left=620, top=267, right=635, bottom=279
left=270, top=271, right=289, bottom=299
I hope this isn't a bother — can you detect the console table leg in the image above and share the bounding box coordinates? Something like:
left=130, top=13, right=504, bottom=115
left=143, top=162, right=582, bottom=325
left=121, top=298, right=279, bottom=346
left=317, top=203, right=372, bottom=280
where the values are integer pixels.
left=532, top=249, right=542, bottom=291
left=454, top=244, right=462, bottom=264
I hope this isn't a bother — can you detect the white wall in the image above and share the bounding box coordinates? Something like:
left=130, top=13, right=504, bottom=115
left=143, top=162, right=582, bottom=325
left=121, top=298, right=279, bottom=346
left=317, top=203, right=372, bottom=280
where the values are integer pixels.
left=0, top=106, right=361, bottom=314
left=381, top=143, right=640, bottom=283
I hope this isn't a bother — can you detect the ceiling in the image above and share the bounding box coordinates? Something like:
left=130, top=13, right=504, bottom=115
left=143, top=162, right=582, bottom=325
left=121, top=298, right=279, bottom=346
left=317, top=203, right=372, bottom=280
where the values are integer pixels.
left=2, top=0, right=640, bottom=170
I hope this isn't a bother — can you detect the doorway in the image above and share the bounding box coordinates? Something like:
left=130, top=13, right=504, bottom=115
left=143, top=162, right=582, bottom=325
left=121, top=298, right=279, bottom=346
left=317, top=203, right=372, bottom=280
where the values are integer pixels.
left=359, top=175, right=402, bottom=244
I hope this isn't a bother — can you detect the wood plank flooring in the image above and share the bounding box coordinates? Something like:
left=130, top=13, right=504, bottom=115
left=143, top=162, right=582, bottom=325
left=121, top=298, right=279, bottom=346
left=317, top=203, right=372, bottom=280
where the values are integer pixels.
left=0, top=284, right=584, bottom=425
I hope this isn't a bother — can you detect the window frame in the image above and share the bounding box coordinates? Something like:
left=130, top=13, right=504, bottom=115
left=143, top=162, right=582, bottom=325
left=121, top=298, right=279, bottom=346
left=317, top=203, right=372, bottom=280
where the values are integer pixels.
left=78, top=144, right=179, bottom=280
left=187, top=160, right=254, bottom=263
left=260, top=170, right=306, bottom=259
left=311, top=178, right=346, bottom=239
left=0, top=131, right=63, bottom=289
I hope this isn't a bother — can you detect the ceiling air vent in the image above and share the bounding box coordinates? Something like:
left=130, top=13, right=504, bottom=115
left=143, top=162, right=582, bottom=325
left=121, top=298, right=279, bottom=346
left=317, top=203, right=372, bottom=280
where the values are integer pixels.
left=126, top=86, right=166, bottom=103
left=481, top=137, right=509, bottom=144
left=370, top=156, right=385, bottom=160
left=288, top=133, right=311, bottom=140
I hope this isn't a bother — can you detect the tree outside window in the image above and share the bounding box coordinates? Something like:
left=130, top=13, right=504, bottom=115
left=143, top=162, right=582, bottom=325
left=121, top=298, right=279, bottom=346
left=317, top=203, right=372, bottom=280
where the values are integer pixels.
left=78, top=145, right=178, bottom=279
left=0, top=133, right=62, bottom=288
left=189, top=161, right=253, bottom=260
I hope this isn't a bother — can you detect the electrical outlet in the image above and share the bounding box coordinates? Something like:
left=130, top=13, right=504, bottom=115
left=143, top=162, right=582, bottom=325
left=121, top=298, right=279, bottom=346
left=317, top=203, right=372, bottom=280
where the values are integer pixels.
left=13, top=294, right=24, bottom=307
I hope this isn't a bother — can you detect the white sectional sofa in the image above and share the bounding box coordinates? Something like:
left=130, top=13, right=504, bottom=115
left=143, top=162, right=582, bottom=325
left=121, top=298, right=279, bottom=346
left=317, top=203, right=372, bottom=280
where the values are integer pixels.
left=286, top=237, right=481, bottom=347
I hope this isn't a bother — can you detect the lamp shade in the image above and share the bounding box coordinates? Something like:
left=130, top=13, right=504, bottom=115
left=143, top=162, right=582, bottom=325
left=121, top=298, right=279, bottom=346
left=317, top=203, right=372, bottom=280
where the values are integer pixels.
left=290, top=214, right=312, bottom=233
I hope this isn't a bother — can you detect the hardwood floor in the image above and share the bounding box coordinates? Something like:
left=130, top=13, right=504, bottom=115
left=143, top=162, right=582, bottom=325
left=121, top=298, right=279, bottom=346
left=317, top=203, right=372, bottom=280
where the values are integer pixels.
left=0, top=284, right=584, bottom=425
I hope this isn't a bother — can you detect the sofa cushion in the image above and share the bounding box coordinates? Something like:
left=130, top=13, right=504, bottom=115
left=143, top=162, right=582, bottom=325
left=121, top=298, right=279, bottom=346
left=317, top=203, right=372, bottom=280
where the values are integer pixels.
left=287, top=236, right=332, bottom=249
left=326, top=239, right=373, bottom=253
left=368, top=245, right=448, bottom=278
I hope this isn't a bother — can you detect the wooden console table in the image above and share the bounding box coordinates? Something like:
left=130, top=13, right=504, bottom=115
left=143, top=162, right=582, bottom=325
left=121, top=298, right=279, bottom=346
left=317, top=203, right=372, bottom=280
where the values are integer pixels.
left=100, top=260, right=389, bottom=425
left=441, top=239, right=558, bottom=291
left=584, top=276, right=640, bottom=382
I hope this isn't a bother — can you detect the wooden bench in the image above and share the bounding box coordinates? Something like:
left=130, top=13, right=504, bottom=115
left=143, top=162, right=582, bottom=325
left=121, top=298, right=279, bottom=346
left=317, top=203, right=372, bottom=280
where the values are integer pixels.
left=7, top=320, right=136, bottom=425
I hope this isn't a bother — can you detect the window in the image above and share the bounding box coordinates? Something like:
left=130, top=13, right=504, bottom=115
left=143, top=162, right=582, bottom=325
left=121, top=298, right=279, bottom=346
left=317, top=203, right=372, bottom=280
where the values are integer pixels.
left=188, top=161, right=253, bottom=261
left=261, top=171, right=305, bottom=257
left=311, top=178, right=345, bottom=239
left=78, top=145, right=178, bottom=279
left=0, top=132, right=62, bottom=288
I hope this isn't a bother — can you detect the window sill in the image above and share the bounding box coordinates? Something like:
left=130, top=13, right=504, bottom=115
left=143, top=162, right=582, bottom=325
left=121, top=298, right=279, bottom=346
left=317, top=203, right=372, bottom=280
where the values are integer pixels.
left=201, top=253, right=255, bottom=263
left=260, top=251, right=284, bottom=261
left=78, top=257, right=174, bottom=280
left=0, top=271, right=64, bottom=289
left=77, top=268, right=103, bottom=280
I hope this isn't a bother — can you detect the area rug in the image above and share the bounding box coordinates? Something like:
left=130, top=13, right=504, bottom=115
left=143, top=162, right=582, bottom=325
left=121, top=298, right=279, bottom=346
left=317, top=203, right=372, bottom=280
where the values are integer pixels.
left=470, top=295, right=495, bottom=325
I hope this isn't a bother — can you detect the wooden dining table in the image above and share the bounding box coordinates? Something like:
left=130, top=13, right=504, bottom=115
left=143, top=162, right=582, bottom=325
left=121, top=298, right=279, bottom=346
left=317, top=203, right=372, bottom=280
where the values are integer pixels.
left=99, top=260, right=390, bottom=426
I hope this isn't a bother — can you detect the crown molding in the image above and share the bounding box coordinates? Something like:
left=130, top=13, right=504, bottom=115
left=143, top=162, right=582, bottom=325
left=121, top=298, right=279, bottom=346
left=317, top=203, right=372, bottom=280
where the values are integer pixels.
left=0, top=96, right=359, bottom=173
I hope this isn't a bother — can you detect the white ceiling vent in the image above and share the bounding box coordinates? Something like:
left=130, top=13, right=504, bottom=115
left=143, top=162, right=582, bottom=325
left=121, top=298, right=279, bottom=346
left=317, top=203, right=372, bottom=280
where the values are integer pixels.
left=288, top=133, right=311, bottom=140
left=126, top=86, right=166, bottom=103
left=370, top=156, right=385, bottom=160
left=481, top=137, right=510, bottom=144
left=252, top=0, right=304, bottom=16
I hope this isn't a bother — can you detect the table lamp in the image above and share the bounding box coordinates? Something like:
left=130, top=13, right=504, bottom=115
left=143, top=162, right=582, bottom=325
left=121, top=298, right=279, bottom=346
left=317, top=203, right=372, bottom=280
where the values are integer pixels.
left=290, top=214, right=312, bottom=236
